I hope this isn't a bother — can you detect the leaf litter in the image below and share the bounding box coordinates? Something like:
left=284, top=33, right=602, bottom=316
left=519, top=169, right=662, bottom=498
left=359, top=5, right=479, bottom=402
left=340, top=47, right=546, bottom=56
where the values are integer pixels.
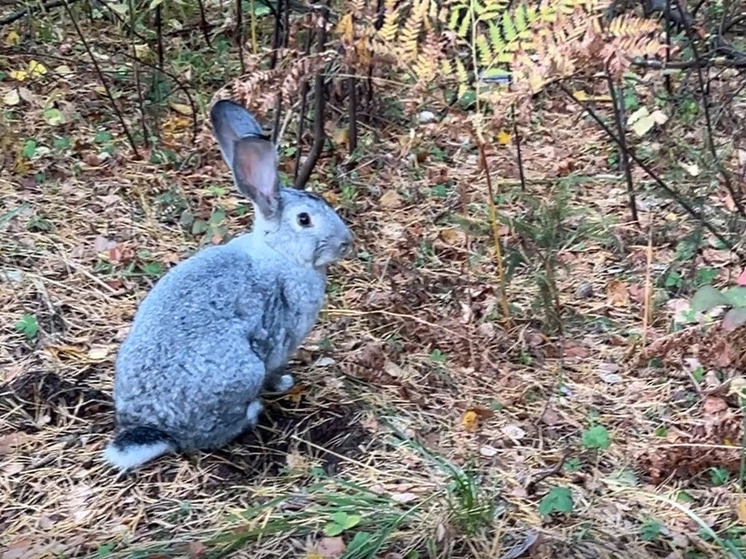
left=2, top=10, right=746, bottom=559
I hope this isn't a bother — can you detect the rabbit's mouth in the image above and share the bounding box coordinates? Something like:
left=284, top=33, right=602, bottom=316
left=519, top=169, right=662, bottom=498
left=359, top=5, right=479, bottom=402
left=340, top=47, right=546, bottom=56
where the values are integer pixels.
left=313, top=238, right=352, bottom=268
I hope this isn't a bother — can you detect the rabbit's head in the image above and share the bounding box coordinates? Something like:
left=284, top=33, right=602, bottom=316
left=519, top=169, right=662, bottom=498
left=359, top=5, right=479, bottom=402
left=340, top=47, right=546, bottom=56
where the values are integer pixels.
left=210, top=100, right=353, bottom=269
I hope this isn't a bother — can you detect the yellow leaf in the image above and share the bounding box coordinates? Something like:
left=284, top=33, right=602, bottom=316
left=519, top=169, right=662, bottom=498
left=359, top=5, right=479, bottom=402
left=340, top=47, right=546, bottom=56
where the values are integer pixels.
left=664, top=212, right=678, bottom=221
left=497, top=130, right=511, bottom=145
left=169, top=101, right=193, bottom=115
left=335, top=13, right=354, bottom=43
left=737, top=498, right=746, bottom=524
left=3, top=89, right=20, bottom=106
left=322, top=191, right=339, bottom=205
left=55, top=65, right=73, bottom=76
left=9, top=69, right=28, bottom=82
left=461, top=410, right=478, bottom=430
left=5, top=30, right=20, bottom=46
left=28, top=60, right=47, bottom=78
left=331, top=127, right=349, bottom=146
left=572, top=90, right=588, bottom=101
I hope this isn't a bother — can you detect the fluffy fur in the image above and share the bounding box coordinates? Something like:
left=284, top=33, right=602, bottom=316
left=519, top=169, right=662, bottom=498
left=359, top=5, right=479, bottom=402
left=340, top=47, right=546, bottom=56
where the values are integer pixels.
left=104, top=100, right=352, bottom=471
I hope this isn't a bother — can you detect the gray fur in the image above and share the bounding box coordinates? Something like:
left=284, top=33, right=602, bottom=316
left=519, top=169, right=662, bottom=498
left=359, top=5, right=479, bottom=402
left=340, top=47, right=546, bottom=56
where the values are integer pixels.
left=104, top=99, right=352, bottom=471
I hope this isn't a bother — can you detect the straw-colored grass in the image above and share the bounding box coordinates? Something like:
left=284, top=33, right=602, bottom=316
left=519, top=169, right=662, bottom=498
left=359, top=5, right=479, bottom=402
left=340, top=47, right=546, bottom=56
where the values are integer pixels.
left=3, top=20, right=746, bottom=559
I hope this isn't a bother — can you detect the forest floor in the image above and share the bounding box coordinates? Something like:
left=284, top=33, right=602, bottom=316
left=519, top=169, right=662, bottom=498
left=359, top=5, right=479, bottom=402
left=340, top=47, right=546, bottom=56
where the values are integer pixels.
left=2, top=8, right=746, bottom=559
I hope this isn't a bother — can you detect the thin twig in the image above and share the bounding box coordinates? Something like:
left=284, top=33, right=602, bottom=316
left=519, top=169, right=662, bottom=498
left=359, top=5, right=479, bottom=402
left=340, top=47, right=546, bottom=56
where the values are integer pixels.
left=348, top=76, right=358, bottom=154
left=236, top=0, right=245, bottom=73
left=604, top=65, right=638, bottom=227
left=294, top=1, right=329, bottom=190
left=196, top=0, right=212, bottom=48
left=478, top=141, right=512, bottom=324
left=0, top=0, right=84, bottom=26
left=128, top=0, right=149, bottom=148
left=641, top=212, right=653, bottom=348
left=511, top=105, right=526, bottom=192
left=293, top=22, right=314, bottom=181
left=62, top=0, right=139, bottom=158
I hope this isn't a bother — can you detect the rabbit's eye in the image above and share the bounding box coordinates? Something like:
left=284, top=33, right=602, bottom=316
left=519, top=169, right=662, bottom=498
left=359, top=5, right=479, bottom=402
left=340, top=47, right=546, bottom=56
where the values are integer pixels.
left=297, top=212, right=312, bottom=227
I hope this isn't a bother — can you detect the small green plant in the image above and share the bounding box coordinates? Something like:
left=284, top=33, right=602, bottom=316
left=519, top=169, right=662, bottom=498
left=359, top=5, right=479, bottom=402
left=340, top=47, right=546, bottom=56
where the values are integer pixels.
left=446, top=467, right=495, bottom=535
left=709, top=467, right=730, bottom=486
left=15, top=314, right=39, bottom=340
left=323, top=511, right=361, bottom=536
left=690, top=279, right=746, bottom=332
left=538, top=486, right=573, bottom=517
left=22, top=139, right=37, bottom=159
left=564, top=457, right=582, bottom=472
left=429, top=349, right=447, bottom=363
left=582, top=425, right=611, bottom=450
left=640, top=518, right=663, bottom=541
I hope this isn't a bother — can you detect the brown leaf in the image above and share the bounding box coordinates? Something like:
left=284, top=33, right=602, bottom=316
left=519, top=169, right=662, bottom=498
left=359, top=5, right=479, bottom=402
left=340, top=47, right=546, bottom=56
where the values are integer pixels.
left=380, top=190, right=402, bottom=209
left=316, top=537, right=346, bottom=559
left=0, top=433, right=26, bottom=455
left=188, top=541, right=208, bottom=559
left=737, top=498, right=746, bottom=525
left=702, top=396, right=728, bottom=417
left=606, top=280, right=630, bottom=306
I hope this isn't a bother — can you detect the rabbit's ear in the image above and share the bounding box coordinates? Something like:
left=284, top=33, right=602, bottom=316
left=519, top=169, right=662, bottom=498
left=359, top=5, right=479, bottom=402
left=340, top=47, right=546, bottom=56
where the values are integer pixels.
left=210, top=99, right=264, bottom=168
left=232, top=137, right=280, bottom=219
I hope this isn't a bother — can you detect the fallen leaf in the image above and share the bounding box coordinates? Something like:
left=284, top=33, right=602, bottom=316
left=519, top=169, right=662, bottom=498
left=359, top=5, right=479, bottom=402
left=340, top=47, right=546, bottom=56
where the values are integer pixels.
left=3, top=89, right=20, bottom=106
left=3, top=538, right=32, bottom=559
left=461, top=410, right=478, bottom=431
left=502, top=424, right=526, bottom=440
left=497, top=130, right=511, bottom=145
left=702, top=396, right=728, bottom=417
left=169, top=101, right=193, bottom=115
left=88, top=346, right=110, bottom=361
left=3, top=462, right=24, bottom=475
left=28, top=60, right=47, bottom=78
left=391, top=491, right=418, bottom=504
left=479, top=444, right=498, bottom=457
left=0, top=433, right=26, bottom=455
left=572, top=90, right=589, bottom=101
left=4, top=30, right=20, bottom=46
left=680, top=161, right=700, bottom=176
left=188, top=541, right=207, bottom=559
left=380, top=190, right=402, bottom=209
left=332, top=127, right=349, bottom=146
left=439, top=228, right=465, bottom=245
left=55, top=65, right=73, bottom=76
left=9, top=69, right=28, bottom=82
left=738, top=269, right=746, bottom=287
left=315, top=537, right=346, bottom=559
left=737, top=498, right=746, bottom=525
left=606, top=279, right=629, bottom=306
left=18, top=87, right=35, bottom=104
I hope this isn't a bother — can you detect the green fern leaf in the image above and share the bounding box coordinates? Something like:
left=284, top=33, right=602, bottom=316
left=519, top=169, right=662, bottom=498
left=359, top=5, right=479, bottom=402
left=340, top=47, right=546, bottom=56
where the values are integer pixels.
left=475, top=33, right=492, bottom=67
left=487, top=21, right=505, bottom=53
left=502, top=10, right=517, bottom=41
left=457, top=9, right=471, bottom=38
left=448, top=4, right=465, bottom=30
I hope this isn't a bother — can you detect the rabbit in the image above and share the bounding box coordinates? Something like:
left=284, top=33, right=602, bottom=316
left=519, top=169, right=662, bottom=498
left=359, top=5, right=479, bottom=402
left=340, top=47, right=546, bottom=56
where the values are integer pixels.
left=103, top=99, right=353, bottom=471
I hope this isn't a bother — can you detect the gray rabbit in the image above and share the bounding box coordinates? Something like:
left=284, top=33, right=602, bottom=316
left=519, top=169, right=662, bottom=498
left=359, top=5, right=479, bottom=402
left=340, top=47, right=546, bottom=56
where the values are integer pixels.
left=103, top=100, right=353, bottom=471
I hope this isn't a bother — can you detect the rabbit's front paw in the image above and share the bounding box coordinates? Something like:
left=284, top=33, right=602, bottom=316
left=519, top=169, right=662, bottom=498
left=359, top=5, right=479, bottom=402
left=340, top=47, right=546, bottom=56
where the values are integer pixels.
left=246, top=399, right=264, bottom=427
left=272, top=374, right=295, bottom=393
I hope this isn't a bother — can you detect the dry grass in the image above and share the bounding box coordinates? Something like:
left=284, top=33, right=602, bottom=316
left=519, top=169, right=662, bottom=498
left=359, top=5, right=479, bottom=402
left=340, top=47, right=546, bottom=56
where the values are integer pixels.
left=3, top=13, right=746, bottom=559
